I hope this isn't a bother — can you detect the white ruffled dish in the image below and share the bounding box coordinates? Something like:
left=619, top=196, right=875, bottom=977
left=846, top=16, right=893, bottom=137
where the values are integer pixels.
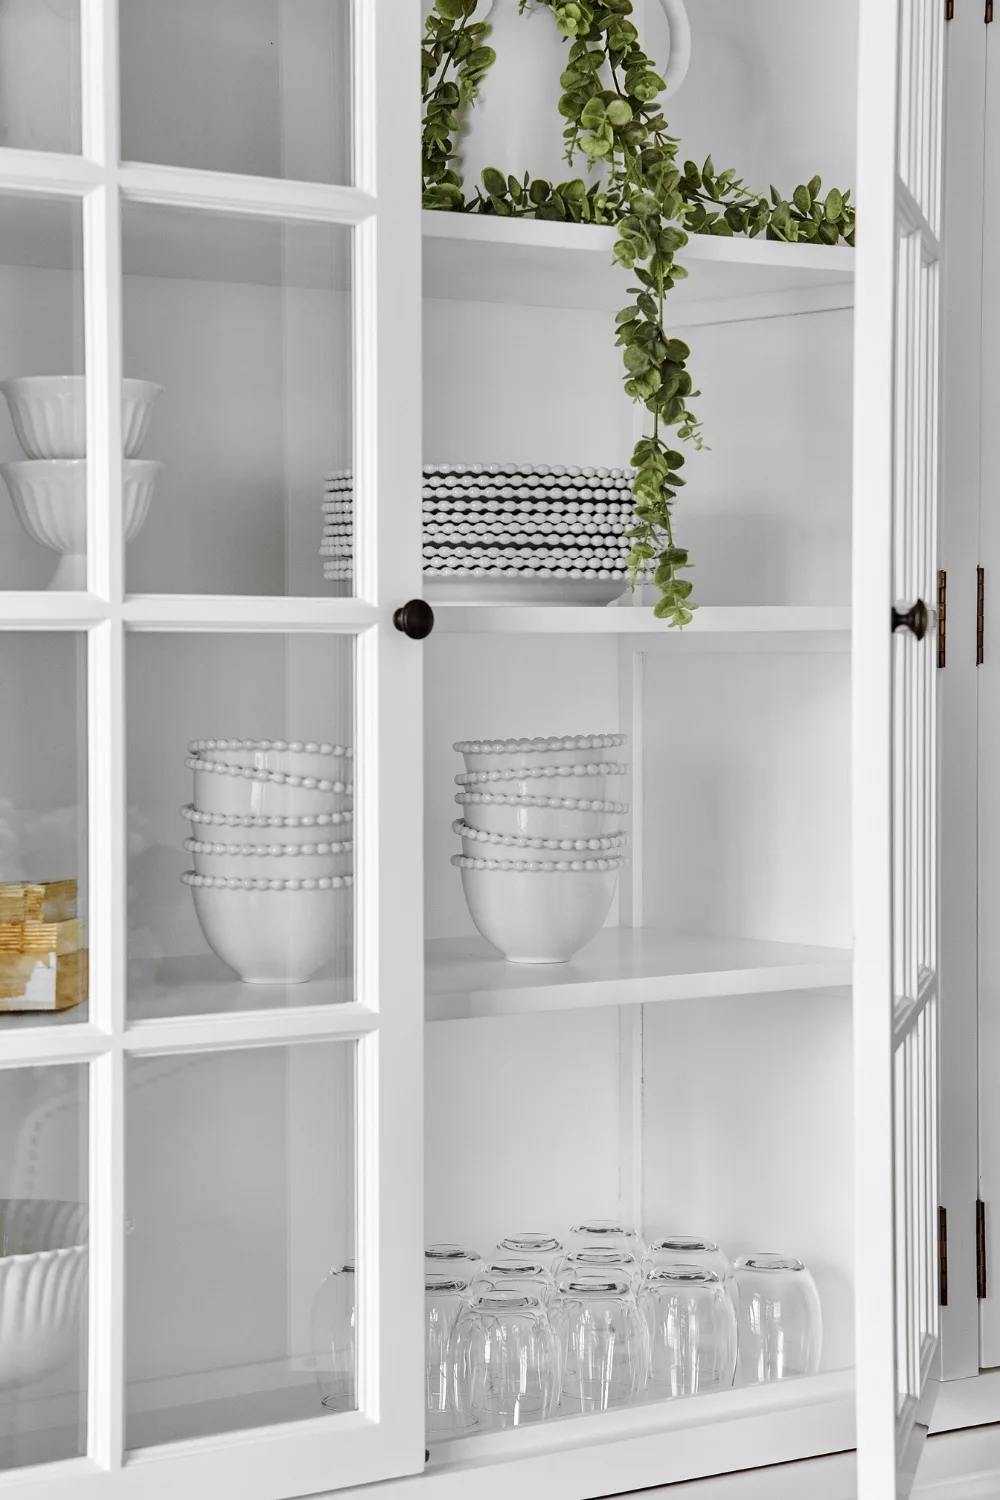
left=0, top=376, right=162, bottom=460
left=182, top=873, right=351, bottom=984
left=0, top=1199, right=88, bottom=1391
left=456, top=790, right=629, bottom=840
left=455, top=734, right=627, bottom=774
left=451, top=854, right=621, bottom=963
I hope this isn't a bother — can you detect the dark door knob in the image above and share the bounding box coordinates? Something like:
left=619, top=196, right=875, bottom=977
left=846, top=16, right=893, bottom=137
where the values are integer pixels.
left=393, top=599, right=435, bottom=640
left=891, top=599, right=929, bottom=640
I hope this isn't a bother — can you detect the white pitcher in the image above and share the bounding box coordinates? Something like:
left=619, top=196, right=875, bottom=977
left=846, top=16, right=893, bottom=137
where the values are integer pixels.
left=0, top=0, right=81, bottom=153
left=458, top=0, right=690, bottom=197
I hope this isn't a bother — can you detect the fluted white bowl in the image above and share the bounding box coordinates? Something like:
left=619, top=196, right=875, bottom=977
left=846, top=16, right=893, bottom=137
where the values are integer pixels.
left=0, top=376, right=162, bottom=459
left=187, top=756, right=353, bottom=819
left=453, top=855, right=620, bottom=963
left=185, top=834, right=354, bottom=881
left=456, top=735, right=627, bottom=774
left=457, top=791, right=630, bottom=840
left=185, top=876, right=352, bottom=983
left=0, top=458, right=160, bottom=588
left=0, top=1199, right=88, bottom=1392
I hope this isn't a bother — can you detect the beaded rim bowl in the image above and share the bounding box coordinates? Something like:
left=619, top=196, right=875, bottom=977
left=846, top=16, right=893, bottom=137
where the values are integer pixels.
left=181, top=803, right=353, bottom=829
left=452, top=818, right=627, bottom=854
left=455, top=762, right=626, bottom=787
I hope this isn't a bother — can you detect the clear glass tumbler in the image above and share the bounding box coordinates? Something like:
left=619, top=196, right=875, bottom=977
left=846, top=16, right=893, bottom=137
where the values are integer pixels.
left=453, top=1290, right=560, bottom=1430
left=497, top=1231, right=564, bottom=1272
left=425, top=1243, right=482, bottom=1282
left=568, top=1219, right=646, bottom=1258
left=640, top=1265, right=737, bottom=1397
left=425, top=1273, right=470, bottom=1436
left=554, top=1244, right=643, bottom=1292
left=310, top=1259, right=355, bottom=1410
left=733, top=1254, right=823, bottom=1384
left=642, top=1236, right=730, bottom=1284
left=555, top=1272, right=649, bottom=1414
left=472, top=1255, right=557, bottom=1305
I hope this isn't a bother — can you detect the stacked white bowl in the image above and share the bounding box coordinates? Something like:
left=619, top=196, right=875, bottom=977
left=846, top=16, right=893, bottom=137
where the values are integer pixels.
left=451, top=735, right=629, bottom=963
left=0, top=376, right=162, bottom=589
left=181, top=737, right=354, bottom=985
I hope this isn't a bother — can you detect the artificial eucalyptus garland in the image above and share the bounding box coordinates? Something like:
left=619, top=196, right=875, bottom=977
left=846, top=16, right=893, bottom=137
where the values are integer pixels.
left=422, top=0, right=856, bottom=623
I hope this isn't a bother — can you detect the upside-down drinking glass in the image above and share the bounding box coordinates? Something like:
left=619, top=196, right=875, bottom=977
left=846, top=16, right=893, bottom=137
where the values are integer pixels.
left=425, top=1273, right=469, bottom=1436
left=471, top=1255, right=557, bottom=1305
left=554, top=1244, right=643, bottom=1292
left=497, top=1232, right=564, bottom=1273
left=310, top=1260, right=355, bottom=1410
left=641, top=1236, right=730, bottom=1285
left=733, top=1255, right=822, bottom=1384
left=425, top=1243, right=482, bottom=1283
left=568, top=1219, right=646, bottom=1258
left=555, top=1273, right=649, bottom=1414
left=452, top=1291, right=560, bottom=1430
left=640, top=1265, right=737, bottom=1398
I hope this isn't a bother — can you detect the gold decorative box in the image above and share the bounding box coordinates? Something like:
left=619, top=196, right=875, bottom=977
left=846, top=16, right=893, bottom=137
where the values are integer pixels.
left=0, top=881, right=87, bottom=1012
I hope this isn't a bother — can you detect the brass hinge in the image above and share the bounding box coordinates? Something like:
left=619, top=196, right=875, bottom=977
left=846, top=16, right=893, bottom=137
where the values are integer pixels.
left=938, top=570, right=947, bottom=667
left=978, top=567, right=986, bottom=664
left=939, top=1206, right=949, bottom=1305
left=978, top=1200, right=988, bottom=1299
left=946, top=0, right=954, bottom=16
left=988, top=0, right=994, bottom=23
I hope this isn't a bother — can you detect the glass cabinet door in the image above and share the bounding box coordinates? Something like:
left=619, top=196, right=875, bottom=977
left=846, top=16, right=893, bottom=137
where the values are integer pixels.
left=0, top=2, right=424, bottom=1496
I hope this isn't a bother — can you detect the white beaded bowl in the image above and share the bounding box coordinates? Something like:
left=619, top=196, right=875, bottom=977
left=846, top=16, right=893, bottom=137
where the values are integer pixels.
left=187, top=754, right=353, bottom=819
left=0, top=376, right=162, bottom=459
left=184, top=834, right=354, bottom=881
left=188, top=738, right=352, bottom=781
left=0, top=1199, right=88, bottom=1391
left=455, top=734, right=627, bottom=774
left=184, top=874, right=352, bottom=984
left=452, top=854, right=621, bottom=963
left=455, top=762, right=626, bottom=806
left=454, top=818, right=627, bottom=864
left=0, top=458, right=160, bottom=589
left=457, top=790, right=630, bottom=840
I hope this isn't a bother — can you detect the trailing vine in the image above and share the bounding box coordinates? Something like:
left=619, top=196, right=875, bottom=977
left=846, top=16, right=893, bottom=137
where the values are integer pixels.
left=421, top=0, right=856, bottom=624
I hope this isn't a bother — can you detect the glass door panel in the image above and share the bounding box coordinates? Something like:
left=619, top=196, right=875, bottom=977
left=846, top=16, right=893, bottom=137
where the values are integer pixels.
left=124, top=1040, right=355, bottom=1448
left=119, top=0, right=352, bottom=184
left=0, top=0, right=81, bottom=154
left=0, top=193, right=85, bottom=591
left=0, top=1064, right=88, bottom=1470
left=126, top=632, right=354, bottom=1017
left=120, top=204, right=353, bottom=598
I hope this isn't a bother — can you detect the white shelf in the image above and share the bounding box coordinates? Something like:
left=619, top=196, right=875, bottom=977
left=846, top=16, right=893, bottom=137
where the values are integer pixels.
left=425, top=930, right=851, bottom=1022
left=423, top=211, right=855, bottom=320
left=432, top=604, right=852, bottom=636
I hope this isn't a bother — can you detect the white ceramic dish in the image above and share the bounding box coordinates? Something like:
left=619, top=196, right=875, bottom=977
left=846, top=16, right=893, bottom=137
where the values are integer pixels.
left=0, top=458, right=160, bottom=589
left=456, top=734, right=627, bottom=774
left=185, top=835, right=353, bottom=881
left=1, top=376, right=162, bottom=459
left=181, top=803, right=354, bottom=832
left=0, top=1199, right=88, bottom=1391
left=452, top=854, right=621, bottom=963
left=456, top=790, right=629, bottom=840
left=188, top=739, right=352, bottom=781
left=184, top=874, right=352, bottom=983
left=456, top=763, right=627, bottom=805
left=188, top=755, right=353, bottom=819
left=454, top=818, right=628, bottom=861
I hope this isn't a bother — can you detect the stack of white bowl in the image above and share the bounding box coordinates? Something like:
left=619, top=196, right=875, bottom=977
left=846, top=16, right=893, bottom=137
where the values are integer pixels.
left=451, top=735, right=630, bottom=963
left=0, top=376, right=162, bottom=589
left=181, top=738, right=354, bottom=985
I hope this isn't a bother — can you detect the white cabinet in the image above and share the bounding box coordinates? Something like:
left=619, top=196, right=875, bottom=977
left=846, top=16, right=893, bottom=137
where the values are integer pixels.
left=0, top=3, right=948, bottom=1499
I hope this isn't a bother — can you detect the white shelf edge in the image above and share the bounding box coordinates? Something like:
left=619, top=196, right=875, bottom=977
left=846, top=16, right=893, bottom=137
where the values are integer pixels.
left=425, top=931, right=853, bottom=1023
left=431, top=604, right=852, bottom=635
left=421, top=210, right=856, bottom=276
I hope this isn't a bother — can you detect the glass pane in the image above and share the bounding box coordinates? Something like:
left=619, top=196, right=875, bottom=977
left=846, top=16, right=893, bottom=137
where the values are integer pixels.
left=119, top=0, right=352, bottom=184
left=0, top=194, right=86, bottom=591
left=0, top=633, right=88, bottom=1027
left=125, top=1041, right=356, bottom=1448
left=120, top=204, right=352, bottom=597
left=127, top=632, right=354, bottom=1017
left=0, top=1064, right=88, bottom=1469
left=0, top=1, right=81, bottom=153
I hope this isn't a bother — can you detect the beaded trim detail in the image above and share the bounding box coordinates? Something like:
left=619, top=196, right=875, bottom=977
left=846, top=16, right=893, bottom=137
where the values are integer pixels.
left=455, top=762, right=626, bottom=787
left=451, top=853, right=623, bottom=874
left=454, top=734, right=626, bottom=755
left=455, top=791, right=630, bottom=814
left=181, top=804, right=353, bottom=829
left=184, top=836, right=353, bottom=858
left=185, top=756, right=352, bottom=794
left=189, top=738, right=352, bottom=758
left=182, top=870, right=353, bottom=892
left=452, top=819, right=627, bottom=853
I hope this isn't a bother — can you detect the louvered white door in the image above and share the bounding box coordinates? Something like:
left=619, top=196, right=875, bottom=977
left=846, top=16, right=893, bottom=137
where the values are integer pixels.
left=853, top=1, right=946, bottom=1496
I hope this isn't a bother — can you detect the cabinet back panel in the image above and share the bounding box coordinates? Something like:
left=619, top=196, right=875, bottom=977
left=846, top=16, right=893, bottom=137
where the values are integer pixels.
left=424, top=635, right=620, bottom=942
left=642, top=990, right=854, bottom=1373
left=641, top=649, right=851, bottom=947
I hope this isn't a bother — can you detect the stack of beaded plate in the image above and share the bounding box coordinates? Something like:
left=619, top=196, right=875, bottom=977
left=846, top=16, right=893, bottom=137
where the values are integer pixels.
left=321, top=464, right=636, bottom=604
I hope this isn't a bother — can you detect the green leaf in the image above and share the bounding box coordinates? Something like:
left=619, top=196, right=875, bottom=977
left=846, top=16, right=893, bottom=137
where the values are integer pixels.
left=434, top=0, right=469, bottom=18
left=793, top=184, right=812, bottom=214
left=606, top=98, right=633, bottom=127
left=529, top=179, right=552, bottom=205
left=481, top=167, right=507, bottom=197
left=825, top=187, right=844, bottom=221
left=808, top=174, right=822, bottom=199
left=580, top=96, right=607, bottom=130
